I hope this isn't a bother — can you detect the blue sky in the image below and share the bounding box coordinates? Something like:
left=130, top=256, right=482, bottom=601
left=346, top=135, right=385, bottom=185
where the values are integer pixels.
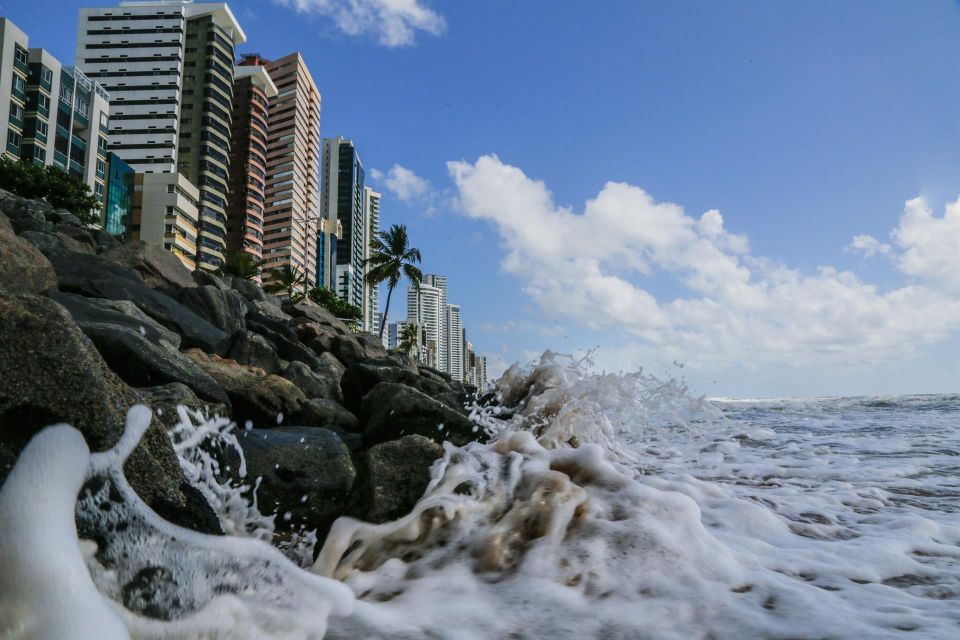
left=8, top=0, right=960, bottom=397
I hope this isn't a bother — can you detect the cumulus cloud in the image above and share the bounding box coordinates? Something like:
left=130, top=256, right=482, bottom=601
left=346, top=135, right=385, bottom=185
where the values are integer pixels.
left=275, top=0, right=445, bottom=47
left=846, top=234, right=891, bottom=258
left=370, top=164, right=431, bottom=202
left=448, top=154, right=960, bottom=371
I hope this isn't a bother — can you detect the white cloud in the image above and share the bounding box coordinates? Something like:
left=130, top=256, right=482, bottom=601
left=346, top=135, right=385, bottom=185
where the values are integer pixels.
left=275, top=0, right=445, bottom=47
left=448, top=154, right=960, bottom=372
left=371, top=164, right=430, bottom=202
left=846, top=234, right=891, bottom=257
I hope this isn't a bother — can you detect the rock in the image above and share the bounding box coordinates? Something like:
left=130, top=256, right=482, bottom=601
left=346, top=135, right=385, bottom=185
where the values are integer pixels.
left=360, top=382, right=478, bottom=447
left=340, top=359, right=460, bottom=414
left=231, top=277, right=267, bottom=302
left=247, top=316, right=319, bottom=369
left=90, top=229, right=122, bottom=253
left=227, top=330, right=281, bottom=374
left=418, top=365, right=452, bottom=383
left=248, top=298, right=287, bottom=319
left=299, top=398, right=359, bottom=431
left=139, top=382, right=228, bottom=431
left=232, top=427, right=355, bottom=537
left=0, top=217, right=57, bottom=294
left=177, top=285, right=247, bottom=336
left=283, top=300, right=347, bottom=329
left=49, top=291, right=182, bottom=349
left=191, top=269, right=229, bottom=291
left=10, top=214, right=52, bottom=234
left=281, top=361, right=342, bottom=403
left=54, top=223, right=97, bottom=254
left=100, top=240, right=197, bottom=294
left=0, top=292, right=213, bottom=532
left=184, top=349, right=308, bottom=428
left=349, top=435, right=443, bottom=523
left=330, top=334, right=384, bottom=368
left=44, top=247, right=228, bottom=353
left=45, top=208, right=84, bottom=227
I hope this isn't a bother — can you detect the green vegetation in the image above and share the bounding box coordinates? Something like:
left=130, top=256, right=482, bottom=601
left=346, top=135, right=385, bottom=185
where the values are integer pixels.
left=396, top=322, right=420, bottom=358
left=219, top=251, right=264, bottom=280
left=364, top=224, right=423, bottom=340
left=0, top=156, right=101, bottom=225
left=306, top=286, right=363, bottom=321
left=263, top=264, right=306, bottom=300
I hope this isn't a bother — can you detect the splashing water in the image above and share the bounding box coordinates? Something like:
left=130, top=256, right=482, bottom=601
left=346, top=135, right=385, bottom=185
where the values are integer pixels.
left=1, top=351, right=958, bottom=638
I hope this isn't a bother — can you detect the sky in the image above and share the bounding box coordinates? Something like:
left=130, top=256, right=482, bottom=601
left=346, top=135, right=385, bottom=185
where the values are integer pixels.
left=6, top=0, right=959, bottom=397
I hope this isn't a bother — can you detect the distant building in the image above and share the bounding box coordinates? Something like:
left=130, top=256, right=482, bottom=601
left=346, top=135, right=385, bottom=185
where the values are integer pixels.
left=446, top=304, right=463, bottom=381
left=322, top=137, right=365, bottom=309
left=407, top=283, right=442, bottom=369
left=375, top=311, right=387, bottom=348
left=363, top=187, right=381, bottom=332
left=475, top=355, right=487, bottom=388
left=132, top=172, right=199, bottom=270
left=421, top=274, right=448, bottom=373
left=1, top=18, right=110, bottom=210
left=388, top=320, right=419, bottom=355
left=225, top=63, right=277, bottom=271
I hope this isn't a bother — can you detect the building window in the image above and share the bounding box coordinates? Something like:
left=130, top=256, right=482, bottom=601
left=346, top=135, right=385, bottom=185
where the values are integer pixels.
left=10, top=103, right=23, bottom=122
left=100, top=112, right=109, bottom=128
left=36, top=120, right=48, bottom=136
left=7, top=130, right=21, bottom=149
left=12, top=75, right=26, bottom=94
left=58, top=84, right=72, bottom=103
left=14, top=45, right=28, bottom=66
left=41, top=66, right=53, bottom=85
left=98, top=136, right=108, bottom=151
left=37, top=94, right=50, bottom=111
left=34, top=147, right=46, bottom=162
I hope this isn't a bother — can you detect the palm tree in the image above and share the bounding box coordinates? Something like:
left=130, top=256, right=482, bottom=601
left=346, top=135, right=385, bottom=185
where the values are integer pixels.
left=263, top=264, right=305, bottom=299
left=220, top=251, right=263, bottom=280
left=397, top=323, right=420, bottom=359
left=364, top=224, right=423, bottom=340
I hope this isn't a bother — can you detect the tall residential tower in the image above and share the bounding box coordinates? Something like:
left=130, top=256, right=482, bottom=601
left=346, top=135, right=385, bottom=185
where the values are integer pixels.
left=363, top=186, right=381, bottom=333
left=321, top=136, right=364, bottom=308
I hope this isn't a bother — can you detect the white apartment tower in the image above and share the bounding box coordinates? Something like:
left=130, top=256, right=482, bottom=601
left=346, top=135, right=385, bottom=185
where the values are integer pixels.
left=362, top=187, right=381, bottom=333
left=420, top=274, right=448, bottom=373
left=446, top=303, right=463, bottom=381
left=407, top=283, right=442, bottom=370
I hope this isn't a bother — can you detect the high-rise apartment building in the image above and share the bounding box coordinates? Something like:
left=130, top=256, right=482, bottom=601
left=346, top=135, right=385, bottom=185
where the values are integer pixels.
left=131, top=172, right=200, bottom=269
left=407, top=282, right=442, bottom=369
left=77, top=1, right=246, bottom=269
left=446, top=303, right=463, bottom=381
left=421, top=274, right=448, bottom=373
left=362, top=187, right=381, bottom=332
left=225, top=63, right=276, bottom=269
left=321, top=137, right=365, bottom=308
left=2, top=19, right=110, bottom=208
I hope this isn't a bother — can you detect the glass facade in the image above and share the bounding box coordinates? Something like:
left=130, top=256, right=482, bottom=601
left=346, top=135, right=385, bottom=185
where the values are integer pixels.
left=102, top=152, right=133, bottom=239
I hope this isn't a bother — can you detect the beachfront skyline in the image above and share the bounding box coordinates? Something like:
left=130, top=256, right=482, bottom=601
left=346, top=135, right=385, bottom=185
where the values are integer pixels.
left=11, top=0, right=959, bottom=397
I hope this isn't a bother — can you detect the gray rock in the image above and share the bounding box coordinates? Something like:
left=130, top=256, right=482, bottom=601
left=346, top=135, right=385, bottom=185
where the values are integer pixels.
left=282, top=360, right=342, bottom=404
left=139, top=382, right=228, bottom=431
left=298, top=398, right=359, bottom=431
left=54, top=223, right=97, bottom=254
left=233, top=427, right=355, bottom=537
left=0, top=217, right=57, bottom=294
left=10, top=214, right=52, bottom=234
left=360, top=382, right=479, bottom=447
left=44, top=247, right=228, bottom=354
left=177, top=285, right=247, bottom=336
left=90, top=229, right=122, bottom=254
left=247, top=317, right=319, bottom=369
left=227, top=329, right=281, bottom=374
left=48, top=290, right=182, bottom=350
left=340, top=359, right=461, bottom=413
left=100, top=240, right=197, bottom=294
left=46, top=208, right=84, bottom=227
left=349, top=435, right=443, bottom=523
left=231, top=277, right=267, bottom=302
left=0, top=292, right=213, bottom=532
left=192, top=269, right=229, bottom=291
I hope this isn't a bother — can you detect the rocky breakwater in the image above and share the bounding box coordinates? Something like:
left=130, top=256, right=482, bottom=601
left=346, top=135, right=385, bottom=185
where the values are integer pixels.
left=0, top=187, right=484, bottom=551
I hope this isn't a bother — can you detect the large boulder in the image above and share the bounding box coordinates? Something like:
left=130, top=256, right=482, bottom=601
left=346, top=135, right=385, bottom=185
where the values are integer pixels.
left=340, top=359, right=461, bottom=414
left=43, top=247, right=228, bottom=353
left=246, top=316, right=319, bottom=370
left=53, top=223, right=97, bottom=254
left=100, top=240, right=197, bottom=294
left=0, top=292, right=215, bottom=532
left=177, top=285, right=247, bottom=336
left=330, top=333, right=389, bottom=368
left=191, top=269, right=229, bottom=291
left=349, top=435, right=443, bottom=523
left=231, top=277, right=268, bottom=303
left=48, top=291, right=181, bottom=349
left=0, top=213, right=57, bottom=294
left=184, top=350, right=310, bottom=428
left=281, top=361, right=342, bottom=403
left=232, top=427, right=355, bottom=537
left=360, top=382, right=478, bottom=447
left=227, top=330, right=281, bottom=375
left=299, top=398, right=359, bottom=432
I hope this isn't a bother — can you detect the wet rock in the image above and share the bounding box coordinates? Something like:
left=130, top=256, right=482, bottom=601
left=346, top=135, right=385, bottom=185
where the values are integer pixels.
left=360, top=382, right=478, bottom=447
left=184, top=349, right=308, bottom=428
left=282, top=361, right=342, bottom=403
left=177, top=285, right=247, bottom=336
left=100, top=241, right=197, bottom=294
left=0, top=292, right=213, bottom=532
left=227, top=329, right=281, bottom=375
left=299, top=398, right=359, bottom=432
left=139, top=382, right=228, bottom=431
left=44, top=247, right=228, bottom=353
left=233, top=427, right=355, bottom=537
left=0, top=215, right=57, bottom=294
left=247, top=319, right=318, bottom=370
left=340, top=359, right=460, bottom=414
left=418, top=365, right=452, bottom=383
left=49, top=290, right=182, bottom=349
left=349, top=435, right=443, bottom=523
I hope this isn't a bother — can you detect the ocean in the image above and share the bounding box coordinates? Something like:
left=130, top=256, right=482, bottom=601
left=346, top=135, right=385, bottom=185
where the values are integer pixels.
left=1, top=353, right=958, bottom=639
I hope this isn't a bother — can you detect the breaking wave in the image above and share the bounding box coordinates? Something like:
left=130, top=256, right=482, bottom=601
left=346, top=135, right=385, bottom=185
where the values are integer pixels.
left=1, top=351, right=958, bottom=638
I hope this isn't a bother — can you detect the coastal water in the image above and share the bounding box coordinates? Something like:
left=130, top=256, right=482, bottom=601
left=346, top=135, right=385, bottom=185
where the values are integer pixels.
left=1, top=353, right=958, bottom=639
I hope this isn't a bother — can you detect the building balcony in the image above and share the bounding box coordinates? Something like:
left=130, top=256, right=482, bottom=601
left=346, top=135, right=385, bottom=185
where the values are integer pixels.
left=53, top=150, right=67, bottom=168
left=68, top=159, right=85, bottom=176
